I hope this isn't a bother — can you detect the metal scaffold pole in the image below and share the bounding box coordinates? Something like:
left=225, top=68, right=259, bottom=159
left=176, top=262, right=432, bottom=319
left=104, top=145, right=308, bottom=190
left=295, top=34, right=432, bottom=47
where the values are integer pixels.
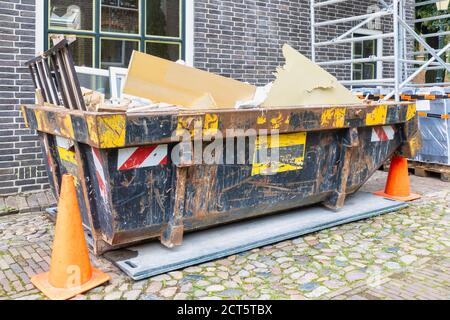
left=394, top=0, right=400, bottom=101
left=310, top=0, right=450, bottom=102
left=310, top=0, right=316, bottom=62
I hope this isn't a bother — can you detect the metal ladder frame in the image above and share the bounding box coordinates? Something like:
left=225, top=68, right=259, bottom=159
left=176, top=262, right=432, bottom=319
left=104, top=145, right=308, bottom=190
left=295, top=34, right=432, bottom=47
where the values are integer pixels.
left=310, top=0, right=450, bottom=101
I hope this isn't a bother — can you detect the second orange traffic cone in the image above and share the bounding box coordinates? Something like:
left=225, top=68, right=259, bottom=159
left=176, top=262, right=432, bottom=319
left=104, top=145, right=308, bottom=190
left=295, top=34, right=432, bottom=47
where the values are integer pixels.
left=31, top=174, right=110, bottom=300
left=374, top=155, right=421, bottom=202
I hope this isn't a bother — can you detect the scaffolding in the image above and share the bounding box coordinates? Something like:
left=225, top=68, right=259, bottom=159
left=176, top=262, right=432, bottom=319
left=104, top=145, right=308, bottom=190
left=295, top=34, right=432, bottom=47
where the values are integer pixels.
left=310, top=0, right=450, bottom=101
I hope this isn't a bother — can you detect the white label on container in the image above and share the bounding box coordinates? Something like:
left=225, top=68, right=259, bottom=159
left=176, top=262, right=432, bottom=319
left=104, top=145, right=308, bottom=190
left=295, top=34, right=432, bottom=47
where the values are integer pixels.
left=416, top=100, right=431, bottom=112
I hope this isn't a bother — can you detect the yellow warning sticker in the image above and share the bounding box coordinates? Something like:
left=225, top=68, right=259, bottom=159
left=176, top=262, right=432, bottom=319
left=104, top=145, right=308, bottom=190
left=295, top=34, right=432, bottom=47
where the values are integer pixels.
left=321, top=107, right=346, bottom=128
left=406, top=104, right=416, bottom=121
left=252, top=132, right=307, bottom=176
left=366, top=105, right=388, bottom=126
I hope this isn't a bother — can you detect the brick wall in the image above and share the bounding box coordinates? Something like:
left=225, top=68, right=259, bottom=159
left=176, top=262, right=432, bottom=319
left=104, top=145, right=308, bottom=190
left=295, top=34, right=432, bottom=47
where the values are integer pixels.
left=193, top=0, right=415, bottom=84
left=0, top=0, right=48, bottom=195
left=0, top=0, right=415, bottom=196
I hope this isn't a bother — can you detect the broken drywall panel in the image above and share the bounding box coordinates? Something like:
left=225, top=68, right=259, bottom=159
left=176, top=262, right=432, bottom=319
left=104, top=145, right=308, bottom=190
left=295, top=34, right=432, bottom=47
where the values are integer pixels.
left=262, top=44, right=361, bottom=107
left=123, top=51, right=256, bottom=109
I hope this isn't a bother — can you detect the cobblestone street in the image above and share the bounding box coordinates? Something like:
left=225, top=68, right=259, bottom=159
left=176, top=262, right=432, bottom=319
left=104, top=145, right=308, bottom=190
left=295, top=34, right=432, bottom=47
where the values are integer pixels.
left=0, top=171, right=449, bottom=300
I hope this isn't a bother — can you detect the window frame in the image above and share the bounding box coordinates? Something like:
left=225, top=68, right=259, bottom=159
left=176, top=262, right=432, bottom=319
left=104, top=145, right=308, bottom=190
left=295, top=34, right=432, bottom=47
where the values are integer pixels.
left=99, top=37, right=141, bottom=69
left=44, top=0, right=186, bottom=69
left=351, top=29, right=383, bottom=81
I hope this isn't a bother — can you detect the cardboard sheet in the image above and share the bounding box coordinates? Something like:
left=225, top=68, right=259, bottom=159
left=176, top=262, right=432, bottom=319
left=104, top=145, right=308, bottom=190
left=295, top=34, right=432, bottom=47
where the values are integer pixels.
left=123, top=51, right=256, bottom=109
left=263, top=44, right=361, bottom=107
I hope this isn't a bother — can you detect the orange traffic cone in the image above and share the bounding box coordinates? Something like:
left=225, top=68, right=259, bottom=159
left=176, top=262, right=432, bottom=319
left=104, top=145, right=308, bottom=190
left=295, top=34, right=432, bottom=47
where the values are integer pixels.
left=31, top=174, right=110, bottom=300
left=374, top=156, right=421, bottom=202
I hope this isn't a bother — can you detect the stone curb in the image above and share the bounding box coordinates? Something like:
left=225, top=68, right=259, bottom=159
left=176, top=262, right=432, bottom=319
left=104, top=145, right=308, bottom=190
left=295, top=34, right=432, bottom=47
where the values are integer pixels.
left=0, top=190, right=57, bottom=217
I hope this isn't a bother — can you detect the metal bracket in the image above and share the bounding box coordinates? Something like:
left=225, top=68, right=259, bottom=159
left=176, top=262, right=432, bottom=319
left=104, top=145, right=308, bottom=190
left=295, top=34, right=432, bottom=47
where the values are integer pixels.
left=161, top=166, right=188, bottom=248
left=324, top=127, right=360, bottom=210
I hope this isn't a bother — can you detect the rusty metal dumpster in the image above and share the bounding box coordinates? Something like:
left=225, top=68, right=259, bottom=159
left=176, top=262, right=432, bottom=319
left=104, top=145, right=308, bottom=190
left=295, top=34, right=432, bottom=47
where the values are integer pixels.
left=21, top=41, right=421, bottom=255
left=21, top=102, right=420, bottom=254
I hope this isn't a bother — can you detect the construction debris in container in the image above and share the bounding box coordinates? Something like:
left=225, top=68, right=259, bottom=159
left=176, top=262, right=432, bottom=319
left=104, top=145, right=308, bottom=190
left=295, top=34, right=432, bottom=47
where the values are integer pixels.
left=123, top=51, right=257, bottom=110
left=81, top=87, right=105, bottom=112
left=262, top=44, right=361, bottom=107
left=34, top=38, right=363, bottom=113
left=121, top=44, right=360, bottom=110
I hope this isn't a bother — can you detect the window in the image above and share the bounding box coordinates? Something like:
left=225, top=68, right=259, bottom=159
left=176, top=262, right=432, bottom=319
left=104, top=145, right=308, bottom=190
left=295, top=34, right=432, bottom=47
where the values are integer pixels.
left=45, top=0, right=185, bottom=68
left=415, top=1, right=449, bottom=83
left=352, top=33, right=379, bottom=81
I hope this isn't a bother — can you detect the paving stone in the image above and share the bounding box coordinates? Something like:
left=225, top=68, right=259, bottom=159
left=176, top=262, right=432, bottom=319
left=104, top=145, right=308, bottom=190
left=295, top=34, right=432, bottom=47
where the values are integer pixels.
left=169, top=271, right=184, bottom=280
left=206, top=285, right=225, bottom=292
left=238, top=270, right=250, bottom=277
left=324, top=280, right=345, bottom=289
left=412, top=249, right=431, bottom=256
left=218, top=289, right=243, bottom=297
left=124, top=290, right=141, bottom=300
left=305, top=286, right=330, bottom=298
left=180, top=283, right=193, bottom=292
left=385, top=262, right=401, bottom=270
left=16, top=294, right=41, bottom=300
left=299, top=282, right=320, bottom=292
left=194, top=290, right=207, bottom=298
left=160, top=287, right=177, bottom=298
left=142, top=294, right=162, bottom=300
left=104, top=291, right=122, bottom=300
left=174, top=293, right=188, bottom=300
left=400, top=255, right=418, bottom=265
left=0, top=172, right=449, bottom=300
left=146, top=281, right=163, bottom=293
left=345, top=271, right=368, bottom=282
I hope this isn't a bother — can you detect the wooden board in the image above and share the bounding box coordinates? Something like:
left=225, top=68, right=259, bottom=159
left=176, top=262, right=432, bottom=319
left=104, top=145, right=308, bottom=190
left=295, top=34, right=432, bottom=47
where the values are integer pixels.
left=123, top=51, right=256, bottom=109
left=262, top=44, right=362, bottom=107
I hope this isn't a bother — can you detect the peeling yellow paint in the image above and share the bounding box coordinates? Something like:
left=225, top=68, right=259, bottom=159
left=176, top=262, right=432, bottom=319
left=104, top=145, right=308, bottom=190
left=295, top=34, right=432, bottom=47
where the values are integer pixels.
left=21, top=106, right=29, bottom=128
left=271, top=113, right=284, bottom=129
left=203, top=114, right=219, bottom=136
left=60, top=114, right=75, bottom=139
left=97, top=115, right=126, bottom=148
left=86, top=115, right=99, bottom=146
left=321, top=107, right=346, bottom=128
left=257, top=115, right=267, bottom=125
left=270, top=112, right=291, bottom=129
left=366, top=105, right=388, bottom=126
left=58, top=147, right=77, bottom=165
left=252, top=132, right=307, bottom=176
left=409, top=135, right=421, bottom=155
left=176, top=116, right=203, bottom=137
left=34, top=109, right=46, bottom=131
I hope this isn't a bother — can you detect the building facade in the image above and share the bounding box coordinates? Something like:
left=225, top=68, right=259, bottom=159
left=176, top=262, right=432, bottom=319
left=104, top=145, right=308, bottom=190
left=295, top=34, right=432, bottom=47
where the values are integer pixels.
left=0, top=0, right=417, bottom=195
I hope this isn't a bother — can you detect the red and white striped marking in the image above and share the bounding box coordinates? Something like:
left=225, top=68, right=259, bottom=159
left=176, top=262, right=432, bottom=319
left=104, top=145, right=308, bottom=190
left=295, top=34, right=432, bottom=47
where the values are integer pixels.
left=43, top=138, right=53, bottom=172
left=92, top=148, right=108, bottom=200
left=371, top=126, right=395, bottom=142
left=117, top=145, right=168, bottom=171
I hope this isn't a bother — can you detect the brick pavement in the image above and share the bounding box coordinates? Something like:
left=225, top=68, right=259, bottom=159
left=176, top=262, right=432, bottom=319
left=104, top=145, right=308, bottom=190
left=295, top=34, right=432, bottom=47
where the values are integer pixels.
left=0, top=190, right=56, bottom=216
left=0, top=171, right=449, bottom=300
